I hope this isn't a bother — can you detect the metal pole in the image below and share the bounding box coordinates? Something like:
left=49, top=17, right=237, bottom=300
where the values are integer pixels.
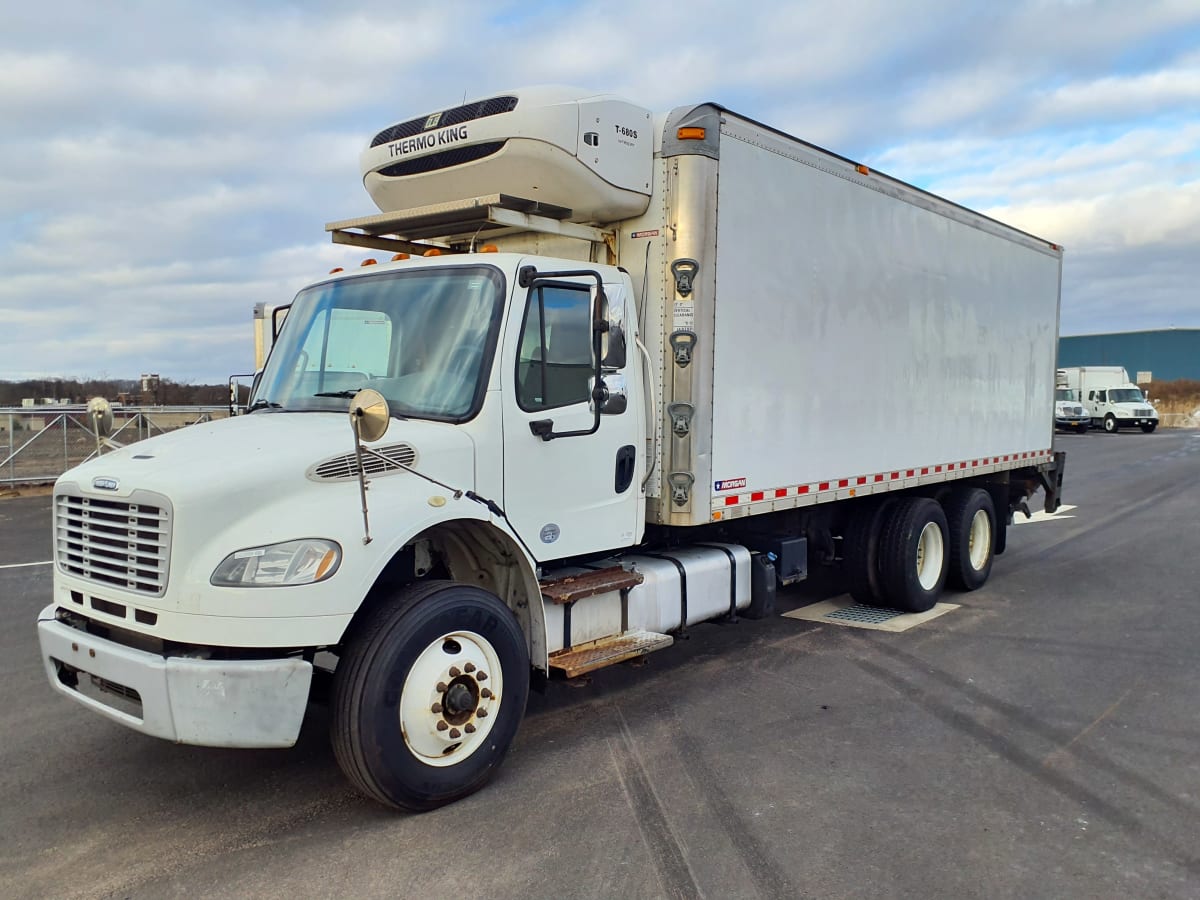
left=6, top=413, right=11, bottom=487
left=62, top=413, right=68, bottom=470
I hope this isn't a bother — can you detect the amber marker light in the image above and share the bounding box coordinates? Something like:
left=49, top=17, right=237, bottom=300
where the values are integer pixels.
left=360, top=258, right=377, bottom=266
left=423, top=248, right=443, bottom=257
left=329, top=267, right=344, bottom=274
left=315, top=549, right=338, bottom=581
left=391, top=252, right=410, bottom=261
left=480, top=244, right=499, bottom=253
left=855, top=164, right=870, bottom=175
left=677, top=126, right=706, bottom=140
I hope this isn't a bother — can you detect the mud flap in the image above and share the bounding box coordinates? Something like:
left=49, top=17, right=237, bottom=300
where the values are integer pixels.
left=1039, top=451, right=1067, bottom=513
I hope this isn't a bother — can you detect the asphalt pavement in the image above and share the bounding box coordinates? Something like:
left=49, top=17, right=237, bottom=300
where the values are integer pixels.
left=2, top=430, right=1199, bottom=899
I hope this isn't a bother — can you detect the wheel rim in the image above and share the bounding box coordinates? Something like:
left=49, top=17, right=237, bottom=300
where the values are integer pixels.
left=967, top=508, right=992, bottom=571
left=1105, top=416, right=1115, bottom=432
left=915, top=521, right=944, bottom=591
left=399, top=630, right=503, bottom=768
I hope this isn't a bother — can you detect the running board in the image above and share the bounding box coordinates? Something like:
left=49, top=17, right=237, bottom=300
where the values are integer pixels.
left=548, top=631, right=673, bottom=678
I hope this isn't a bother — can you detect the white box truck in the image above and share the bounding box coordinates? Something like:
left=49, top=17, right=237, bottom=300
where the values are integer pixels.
left=1060, top=366, right=1158, bottom=433
left=38, top=86, right=1066, bottom=811
left=1054, top=369, right=1090, bottom=433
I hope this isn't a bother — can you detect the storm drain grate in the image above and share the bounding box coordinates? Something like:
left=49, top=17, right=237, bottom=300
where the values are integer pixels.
left=825, top=604, right=904, bottom=624
left=782, top=597, right=960, bottom=632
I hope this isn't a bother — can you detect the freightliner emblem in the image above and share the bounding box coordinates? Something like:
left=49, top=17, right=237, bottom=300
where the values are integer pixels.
left=92, top=477, right=119, bottom=491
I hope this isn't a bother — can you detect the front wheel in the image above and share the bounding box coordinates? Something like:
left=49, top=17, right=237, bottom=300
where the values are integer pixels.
left=332, top=580, right=530, bottom=811
left=1076, top=424, right=1090, bottom=434
left=1104, top=414, right=1118, bottom=433
left=1141, top=423, right=1157, bottom=433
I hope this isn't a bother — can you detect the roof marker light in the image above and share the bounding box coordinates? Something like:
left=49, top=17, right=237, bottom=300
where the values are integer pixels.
left=329, top=267, right=344, bottom=274
left=423, top=248, right=443, bottom=257
left=480, top=244, right=499, bottom=253
left=391, top=252, right=410, bottom=261
left=360, top=258, right=377, bottom=266
left=677, top=127, right=706, bottom=141
left=855, top=164, right=870, bottom=175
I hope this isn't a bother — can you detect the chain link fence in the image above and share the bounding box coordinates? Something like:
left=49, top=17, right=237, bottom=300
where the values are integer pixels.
left=1, top=406, right=229, bottom=487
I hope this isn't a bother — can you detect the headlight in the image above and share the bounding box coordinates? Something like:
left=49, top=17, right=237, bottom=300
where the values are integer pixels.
left=211, top=539, right=342, bottom=587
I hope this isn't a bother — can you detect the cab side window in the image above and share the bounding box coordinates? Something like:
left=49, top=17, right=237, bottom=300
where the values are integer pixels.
left=516, top=284, right=593, bottom=411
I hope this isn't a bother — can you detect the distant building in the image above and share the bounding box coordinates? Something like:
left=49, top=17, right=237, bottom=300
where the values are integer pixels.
left=1058, top=328, right=1200, bottom=383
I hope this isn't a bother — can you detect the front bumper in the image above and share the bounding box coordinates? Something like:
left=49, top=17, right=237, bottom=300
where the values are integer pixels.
left=1116, top=418, right=1157, bottom=427
left=37, top=605, right=312, bottom=748
left=1055, top=417, right=1090, bottom=429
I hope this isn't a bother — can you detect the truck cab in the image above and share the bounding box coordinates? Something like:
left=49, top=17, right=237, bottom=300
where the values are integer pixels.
left=1053, top=388, right=1089, bottom=433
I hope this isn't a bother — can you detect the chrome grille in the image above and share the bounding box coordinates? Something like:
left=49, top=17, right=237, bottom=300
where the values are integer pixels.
left=55, top=492, right=171, bottom=597
left=308, top=443, right=418, bottom=482
left=1135, top=408, right=1152, bottom=416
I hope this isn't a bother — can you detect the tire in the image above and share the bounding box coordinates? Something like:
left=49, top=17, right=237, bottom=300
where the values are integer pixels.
left=1076, top=424, right=1089, bottom=434
left=878, top=498, right=949, bottom=613
left=331, top=580, right=530, bottom=812
left=944, top=488, right=996, bottom=591
left=1104, top=414, right=1118, bottom=433
left=841, top=499, right=896, bottom=606
left=1141, top=423, right=1157, bottom=433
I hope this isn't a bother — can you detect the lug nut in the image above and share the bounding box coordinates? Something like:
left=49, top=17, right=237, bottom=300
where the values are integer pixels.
left=436, top=721, right=448, bottom=732
left=449, top=728, right=461, bottom=739
left=477, top=708, right=489, bottom=718
left=464, top=662, right=475, bottom=673
left=431, top=702, right=443, bottom=714
left=449, top=666, right=461, bottom=677
left=481, top=688, right=492, bottom=699
left=476, top=671, right=488, bottom=682
left=465, top=724, right=476, bottom=734
left=436, top=682, right=447, bottom=693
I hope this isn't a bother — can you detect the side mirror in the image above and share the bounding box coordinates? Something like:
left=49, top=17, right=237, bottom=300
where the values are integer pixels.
left=592, top=284, right=627, bottom=370
left=590, top=374, right=628, bottom=415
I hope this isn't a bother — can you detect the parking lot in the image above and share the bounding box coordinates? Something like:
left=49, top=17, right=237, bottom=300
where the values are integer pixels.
left=3, top=430, right=1199, bottom=899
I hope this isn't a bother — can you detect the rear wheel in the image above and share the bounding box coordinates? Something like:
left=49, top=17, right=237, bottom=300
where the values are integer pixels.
left=841, top=499, right=896, bottom=606
left=878, top=498, right=948, bottom=613
left=332, top=580, right=530, bottom=812
left=1104, top=414, right=1118, bottom=433
left=945, top=488, right=995, bottom=591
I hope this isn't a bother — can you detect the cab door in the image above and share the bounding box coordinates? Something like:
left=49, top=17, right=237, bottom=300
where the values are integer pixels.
left=500, top=270, right=642, bottom=561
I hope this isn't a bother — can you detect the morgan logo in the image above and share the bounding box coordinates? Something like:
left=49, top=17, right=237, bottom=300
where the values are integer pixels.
left=92, top=477, right=119, bottom=491
left=714, top=478, right=746, bottom=492
left=423, top=113, right=442, bottom=130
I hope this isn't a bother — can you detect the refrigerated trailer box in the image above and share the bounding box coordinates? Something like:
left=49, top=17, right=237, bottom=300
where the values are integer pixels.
left=40, top=86, right=1066, bottom=811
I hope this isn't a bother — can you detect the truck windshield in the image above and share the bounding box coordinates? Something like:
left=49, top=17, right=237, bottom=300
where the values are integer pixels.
left=1055, top=389, right=1076, bottom=402
left=1108, top=388, right=1144, bottom=403
left=251, top=265, right=505, bottom=421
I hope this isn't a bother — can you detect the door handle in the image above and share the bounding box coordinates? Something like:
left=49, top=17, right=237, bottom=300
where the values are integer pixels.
left=615, top=445, right=636, bottom=493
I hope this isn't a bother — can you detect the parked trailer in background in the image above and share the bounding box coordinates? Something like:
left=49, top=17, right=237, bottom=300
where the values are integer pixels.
left=38, top=86, right=1066, bottom=811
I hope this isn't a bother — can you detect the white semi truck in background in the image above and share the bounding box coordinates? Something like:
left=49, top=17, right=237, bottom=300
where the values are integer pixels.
left=38, top=86, right=1066, bottom=812
left=1060, top=366, right=1158, bottom=433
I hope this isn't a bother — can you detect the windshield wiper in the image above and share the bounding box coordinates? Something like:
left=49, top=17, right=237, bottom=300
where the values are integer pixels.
left=313, top=390, right=362, bottom=398
left=247, top=399, right=282, bottom=411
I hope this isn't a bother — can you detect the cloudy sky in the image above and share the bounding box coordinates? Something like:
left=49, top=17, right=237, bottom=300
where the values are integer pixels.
left=2, top=0, right=1198, bottom=383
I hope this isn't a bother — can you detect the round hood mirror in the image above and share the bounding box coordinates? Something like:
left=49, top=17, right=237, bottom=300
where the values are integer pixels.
left=349, top=389, right=390, bottom=443
left=87, top=397, right=114, bottom=437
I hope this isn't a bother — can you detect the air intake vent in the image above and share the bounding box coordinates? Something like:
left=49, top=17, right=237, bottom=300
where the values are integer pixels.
left=308, top=443, right=418, bottom=482
left=55, top=491, right=171, bottom=597
left=376, top=142, right=506, bottom=178
left=370, top=96, right=519, bottom=148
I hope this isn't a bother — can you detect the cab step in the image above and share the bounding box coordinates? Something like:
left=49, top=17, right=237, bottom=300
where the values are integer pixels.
left=548, top=631, right=673, bottom=678
left=539, top=565, right=644, bottom=605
